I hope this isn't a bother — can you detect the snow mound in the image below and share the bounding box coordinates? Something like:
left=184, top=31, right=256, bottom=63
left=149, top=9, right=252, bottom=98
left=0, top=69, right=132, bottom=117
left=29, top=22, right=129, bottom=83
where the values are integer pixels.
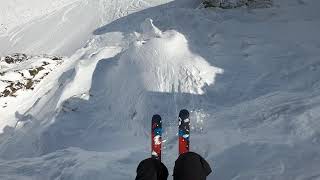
left=140, top=18, right=162, bottom=39
left=100, top=19, right=223, bottom=131
left=114, top=20, right=223, bottom=95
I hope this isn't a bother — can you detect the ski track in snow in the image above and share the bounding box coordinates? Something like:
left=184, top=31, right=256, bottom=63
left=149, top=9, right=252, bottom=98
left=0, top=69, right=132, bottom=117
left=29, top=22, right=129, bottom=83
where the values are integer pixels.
left=0, top=0, right=320, bottom=179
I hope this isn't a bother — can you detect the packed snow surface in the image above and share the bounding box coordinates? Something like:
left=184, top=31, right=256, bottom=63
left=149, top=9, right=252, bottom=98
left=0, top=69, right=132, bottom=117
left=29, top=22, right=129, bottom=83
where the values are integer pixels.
left=0, top=0, right=320, bottom=179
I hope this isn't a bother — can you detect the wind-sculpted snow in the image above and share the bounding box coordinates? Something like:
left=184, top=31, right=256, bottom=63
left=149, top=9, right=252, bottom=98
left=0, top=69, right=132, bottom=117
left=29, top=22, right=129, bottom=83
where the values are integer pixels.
left=97, top=18, right=223, bottom=139
left=112, top=18, right=223, bottom=94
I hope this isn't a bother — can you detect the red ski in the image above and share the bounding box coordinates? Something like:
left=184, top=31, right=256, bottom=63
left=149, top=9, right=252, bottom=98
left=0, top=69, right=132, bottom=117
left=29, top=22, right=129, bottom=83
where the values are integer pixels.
left=151, top=114, right=162, bottom=160
left=178, top=109, right=190, bottom=155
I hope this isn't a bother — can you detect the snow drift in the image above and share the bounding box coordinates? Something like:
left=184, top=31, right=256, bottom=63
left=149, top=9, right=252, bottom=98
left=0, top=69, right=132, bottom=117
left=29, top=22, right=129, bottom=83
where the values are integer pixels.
left=101, top=19, right=223, bottom=132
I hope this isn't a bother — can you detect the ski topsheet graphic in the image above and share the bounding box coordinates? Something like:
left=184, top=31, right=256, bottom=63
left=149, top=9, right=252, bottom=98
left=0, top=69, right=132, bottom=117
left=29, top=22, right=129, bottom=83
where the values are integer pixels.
left=151, top=114, right=162, bottom=160
left=178, top=109, right=190, bottom=155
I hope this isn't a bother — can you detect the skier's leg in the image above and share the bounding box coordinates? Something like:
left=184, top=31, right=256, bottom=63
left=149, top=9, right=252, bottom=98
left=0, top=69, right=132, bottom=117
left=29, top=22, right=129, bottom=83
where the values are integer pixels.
left=135, top=158, right=168, bottom=180
left=173, top=152, right=212, bottom=180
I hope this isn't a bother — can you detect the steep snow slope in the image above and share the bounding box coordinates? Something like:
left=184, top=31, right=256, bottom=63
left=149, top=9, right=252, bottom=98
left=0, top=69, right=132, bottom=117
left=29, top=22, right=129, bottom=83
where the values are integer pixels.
left=0, top=0, right=98, bottom=56
left=0, top=0, right=178, bottom=56
left=0, top=0, right=179, bottom=131
left=0, top=0, right=320, bottom=180
left=0, top=0, right=80, bottom=33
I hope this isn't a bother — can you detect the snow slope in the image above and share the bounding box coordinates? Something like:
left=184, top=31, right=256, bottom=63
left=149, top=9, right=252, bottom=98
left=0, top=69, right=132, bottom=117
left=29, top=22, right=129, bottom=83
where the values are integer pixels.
left=0, top=0, right=94, bottom=56
left=0, top=0, right=80, bottom=33
left=0, top=0, right=175, bottom=56
left=1, top=0, right=320, bottom=179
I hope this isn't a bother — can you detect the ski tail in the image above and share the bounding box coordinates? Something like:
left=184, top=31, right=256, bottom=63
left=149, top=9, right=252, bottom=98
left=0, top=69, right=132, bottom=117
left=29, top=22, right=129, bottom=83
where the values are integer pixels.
left=178, top=109, right=190, bottom=155
left=151, top=114, right=162, bottom=160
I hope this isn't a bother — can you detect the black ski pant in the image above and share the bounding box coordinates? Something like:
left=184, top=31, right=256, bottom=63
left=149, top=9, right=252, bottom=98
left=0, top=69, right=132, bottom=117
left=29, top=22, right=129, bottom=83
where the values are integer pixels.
left=135, top=152, right=212, bottom=180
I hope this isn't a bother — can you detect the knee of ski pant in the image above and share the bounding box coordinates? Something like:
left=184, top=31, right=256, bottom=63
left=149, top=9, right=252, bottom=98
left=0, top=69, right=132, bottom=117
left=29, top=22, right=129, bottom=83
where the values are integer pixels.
left=135, top=158, right=168, bottom=180
left=173, top=152, right=212, bottom=180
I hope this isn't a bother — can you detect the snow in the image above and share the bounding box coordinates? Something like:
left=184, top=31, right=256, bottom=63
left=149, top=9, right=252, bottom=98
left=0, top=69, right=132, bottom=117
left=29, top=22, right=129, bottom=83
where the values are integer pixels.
left=0, top=0, right=175, bottom=56
left=0, top=0, right=80, bottom=34
left=0, top=55, right=65, bottom=129
left=140, top=18, right=163, bottom=39
left=0, top=71, right=22, bottom=81
left=0, top=0, right=320, bottom=179
left=57, top=46, right=123, bottom=107
left=111, top=28, right=222, bottom=94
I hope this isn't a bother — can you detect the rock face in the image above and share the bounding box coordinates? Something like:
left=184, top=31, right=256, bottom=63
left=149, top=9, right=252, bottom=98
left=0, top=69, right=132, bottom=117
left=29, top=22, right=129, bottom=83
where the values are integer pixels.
left=247, top=0, right=273, bottom=8
left=3, top=54, right=28, bottom=64
left=0, top=53, right=64, bottom=98
left=201, top=0, right=273, bottom=9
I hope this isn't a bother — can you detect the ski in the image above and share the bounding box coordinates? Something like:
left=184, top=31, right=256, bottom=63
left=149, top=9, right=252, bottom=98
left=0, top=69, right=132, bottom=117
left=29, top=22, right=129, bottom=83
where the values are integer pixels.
left=151, top=114, right=162, bottom=160
left=178, top=109, right=190, bottom=155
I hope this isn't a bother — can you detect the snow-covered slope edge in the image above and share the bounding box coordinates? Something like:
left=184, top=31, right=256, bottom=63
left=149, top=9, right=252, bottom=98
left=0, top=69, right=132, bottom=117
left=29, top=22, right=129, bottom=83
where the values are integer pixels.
left=0, top=0, right=181, bottom=56
left=0, top=53, right=66, bottom=130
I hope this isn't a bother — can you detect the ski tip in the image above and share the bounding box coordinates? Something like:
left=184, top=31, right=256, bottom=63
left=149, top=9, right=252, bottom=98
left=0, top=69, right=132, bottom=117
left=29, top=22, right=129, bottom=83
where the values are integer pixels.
left=152, top=114, right=161, bottom=121
left=179, top=109, right=189, bottom=119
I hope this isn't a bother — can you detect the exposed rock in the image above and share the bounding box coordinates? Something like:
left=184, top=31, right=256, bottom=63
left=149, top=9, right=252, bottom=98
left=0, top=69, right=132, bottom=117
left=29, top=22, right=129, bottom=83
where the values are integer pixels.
left=0, top=53, right=64, bottom=98
left=0, top=53, right=63, bottom=65
left=201, top=0, right=273, bottom=9
left=29, top=67, right=45, bottom=77
left=2, top=53, right=28, bottom=64
left=247, top=0, right=273, bottom=8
